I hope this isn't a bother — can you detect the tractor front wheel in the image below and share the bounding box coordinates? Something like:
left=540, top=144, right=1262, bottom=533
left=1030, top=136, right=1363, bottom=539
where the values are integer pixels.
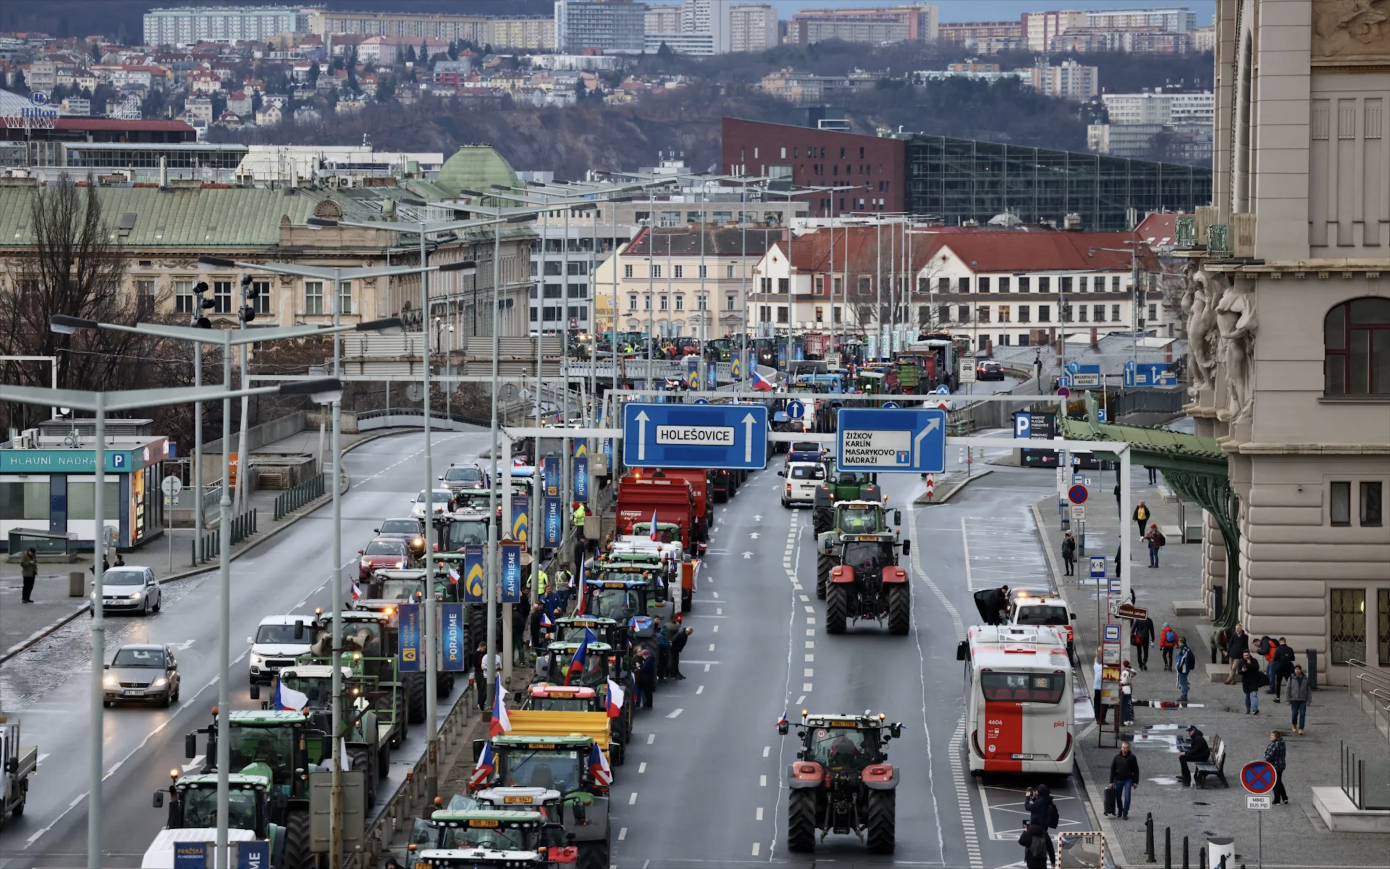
left=825, top=583, right=847, bottom=634
left=787, top=788, right=817, bottom=853
left=887, top=584, right=911, bottom=635
left=577, top=837, right=610, bottom=869
left=815, top=553, right=831, bottom=600
left=865, top=789, right=896, bottom=854
left=406, top=673, right=428, bottom=724
left=283, top=808, right=313, bottom=869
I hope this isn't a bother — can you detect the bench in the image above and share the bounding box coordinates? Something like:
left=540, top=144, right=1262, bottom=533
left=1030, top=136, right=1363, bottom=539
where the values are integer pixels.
left=1191, top=737, right=1228, bottom=789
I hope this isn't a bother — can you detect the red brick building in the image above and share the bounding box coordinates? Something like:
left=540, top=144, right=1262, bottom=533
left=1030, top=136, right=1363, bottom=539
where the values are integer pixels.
left=720, top=117, right=906, bottom=217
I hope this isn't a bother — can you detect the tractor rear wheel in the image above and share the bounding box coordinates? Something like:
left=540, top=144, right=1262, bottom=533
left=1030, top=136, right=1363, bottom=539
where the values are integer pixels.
left=406, top=673, right=427, bottom=724
left=577, top=836, right=610, bottom=869
left=787, top=788, right=817, bottom=853
left=865, top=790, right=896, bottom=854
left=815, top=553, right=831, bottom=600
left=283, top=808, right=313, bottom=869
left=348, top=745, right=375, bottom=806
left=825, top=583, right=847, bottom=634
left=887, top=584, right=911, bottom=635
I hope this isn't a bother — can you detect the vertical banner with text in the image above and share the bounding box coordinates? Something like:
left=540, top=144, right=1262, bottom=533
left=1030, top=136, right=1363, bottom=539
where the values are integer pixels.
left=510, top=500, right=529, bottom=543
left=573, top=440, right=589, bottom=503
left=500, top=543, right=523, bottom=603
left=462, top=544, right=485, bottom=603
left=441, top=602, right=465, bottom=672
left=398, top=602, right=421, bottom=673
left=543, top=455, right=562, bottom=547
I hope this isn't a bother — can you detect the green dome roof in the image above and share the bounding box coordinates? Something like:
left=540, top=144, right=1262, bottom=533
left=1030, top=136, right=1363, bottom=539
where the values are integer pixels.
left=435, top=145, right=521, bottom=203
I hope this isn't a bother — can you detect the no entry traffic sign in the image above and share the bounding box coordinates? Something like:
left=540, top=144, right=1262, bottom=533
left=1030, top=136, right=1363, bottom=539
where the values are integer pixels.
left=1241, top=761, right=1277, bottom=795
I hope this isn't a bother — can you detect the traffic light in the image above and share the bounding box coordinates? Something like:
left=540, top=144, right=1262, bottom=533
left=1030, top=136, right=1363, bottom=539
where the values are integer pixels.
left=191, top=281, right=213, bottom=329
left=240, top=274, right=259, bottom=323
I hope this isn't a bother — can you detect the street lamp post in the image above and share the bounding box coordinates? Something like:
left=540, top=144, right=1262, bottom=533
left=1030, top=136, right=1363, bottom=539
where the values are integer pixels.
left=3, top=376, right=343, bottom=869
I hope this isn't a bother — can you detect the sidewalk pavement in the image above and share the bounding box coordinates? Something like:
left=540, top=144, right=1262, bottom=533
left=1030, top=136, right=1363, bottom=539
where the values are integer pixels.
left=1, top=429, right=388, bottom=663
left=1033, top=470, right=1390, bottom=868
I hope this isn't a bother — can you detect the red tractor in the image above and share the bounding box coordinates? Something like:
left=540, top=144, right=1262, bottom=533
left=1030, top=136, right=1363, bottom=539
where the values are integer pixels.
left=778, top=710, right=904, bottom=854
left=820, top=533, right=911, bottom=635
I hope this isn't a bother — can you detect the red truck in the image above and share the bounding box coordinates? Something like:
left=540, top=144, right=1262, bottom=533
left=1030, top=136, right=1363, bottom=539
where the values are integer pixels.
left=650, top=468, right=712, bottom=543
left=616, top=471, right=702, bottom=553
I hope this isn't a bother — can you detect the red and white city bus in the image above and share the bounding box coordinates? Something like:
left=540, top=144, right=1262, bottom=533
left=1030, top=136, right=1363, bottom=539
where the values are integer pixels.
left=958, top=624, right=1075, bottom=776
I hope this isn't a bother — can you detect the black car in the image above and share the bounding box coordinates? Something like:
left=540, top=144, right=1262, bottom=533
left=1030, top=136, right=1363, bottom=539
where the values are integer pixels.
left=976, top=361, right=1005, bottom=381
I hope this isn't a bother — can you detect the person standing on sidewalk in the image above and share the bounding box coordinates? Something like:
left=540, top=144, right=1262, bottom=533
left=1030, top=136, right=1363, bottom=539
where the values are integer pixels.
left=1131, top=614, right=1155, bottom=671
left=1108, top=742, right=1140, bottom=820
left=1143, top=523, right=1164, bottom=567
left=670, top=626, right=690, bottom=679
left=1266, top=730, right=1289, bottom=804
left=1240, top=650, right=1265, bottom=714
left=1288, top=665, right=1311, bottom=734
left=20, top=547, right=37, bottom=603
left=1146, top=466, right=1158, bottom=485
left=1092, top=648, right=1109, bottom=726
left=1174, top=636, right=1196, bottom=701
left=1273, top=637, right=1296, bottom=701
left=1158, top=622, right=1178, bottom=670
left=1133, top=501, right=1151, bottom=540
left=1060, top=532, right=1076, bottom=577
left=1119, top=660, right=1137, bottom=725
left=1224, top=624, right=1250, bottom=684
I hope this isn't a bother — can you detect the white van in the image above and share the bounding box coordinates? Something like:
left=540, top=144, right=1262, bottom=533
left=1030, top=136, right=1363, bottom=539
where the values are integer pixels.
left=779, top=461, right=827, bottom=508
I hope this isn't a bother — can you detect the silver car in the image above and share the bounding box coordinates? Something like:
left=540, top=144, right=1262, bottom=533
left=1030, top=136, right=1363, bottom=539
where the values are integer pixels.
left=91, top=566, right=162, bottom=615
left=103, top=643, right=181, bottom=707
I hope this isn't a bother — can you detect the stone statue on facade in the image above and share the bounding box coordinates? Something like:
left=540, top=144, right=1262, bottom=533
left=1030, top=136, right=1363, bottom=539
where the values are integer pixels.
left=1216, top=281, right=1258, bottom=423
left=1183, top=268, right=1222, bottom=400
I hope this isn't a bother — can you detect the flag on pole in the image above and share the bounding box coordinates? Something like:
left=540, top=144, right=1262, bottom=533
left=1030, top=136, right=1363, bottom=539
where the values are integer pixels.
left=351, top=581, right=362, bottom=601
left=775, top=711, right=788, bottom=728
left=648, top=510, right=659, bottom=541
left=470, top=741, right=495, bottom=788
left=588, top=742, right=612, bottom=786
left=564, top=628, right=597, bottom=686
left=490, top=672, right=512, bottom=736
left=605, top=677, right=626, bottom=720
left=275, top=679, right=309, bottom=713
left=539, top=612, right=552, bottom=628
left=751, top=369, right=774, bottom=392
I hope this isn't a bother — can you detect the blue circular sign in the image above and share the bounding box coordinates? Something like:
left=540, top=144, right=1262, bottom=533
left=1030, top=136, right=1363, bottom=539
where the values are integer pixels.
left=1241, top=761, right=1277, bottom=795
left=935, top=385, right=950, bottom=395
left=883, top=401, right=899, bottom=409
left=1057, top=386, right=1072, bottom=398
left=785, top=399, right=805, bottom=420
left=693, top=398, right=710, bottom=405
left=1068, top=485, right=1088, bottom=505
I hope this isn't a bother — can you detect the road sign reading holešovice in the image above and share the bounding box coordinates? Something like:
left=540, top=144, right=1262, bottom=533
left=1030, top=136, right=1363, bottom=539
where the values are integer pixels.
left=622, top=402, right=767, bottom=470
left=836, top=408, right=947, bottom=474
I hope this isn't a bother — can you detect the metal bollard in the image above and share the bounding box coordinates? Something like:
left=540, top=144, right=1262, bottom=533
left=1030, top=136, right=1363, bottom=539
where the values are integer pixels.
left=1183, top=835, right=1190, bottom=869
left=1146, top=812, right=1156, bottom=862
left=1165, top=826, right=1172, bottom=868
left=1199, top=845, right=1207, bottom=869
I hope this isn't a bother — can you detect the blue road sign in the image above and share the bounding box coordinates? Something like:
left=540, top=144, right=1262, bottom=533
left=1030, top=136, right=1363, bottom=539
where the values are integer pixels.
left=934, top=385, right=950, bottom=395
left=1067, top=361, right=1080, bottom=374
left=1241, top=761, right=1277, bottom=795
left=1089, top=556, right=1107, bottom=578
left=174, top=842, right=208, bottom=869
left=1068, top=485, right=1089, bottom=505
left=1103, top=624, right=1121, bottom=642
left=693, top=398, right=710, bottom=405
left=1070, top=364, right=1102, bottom=388
left=1098, top=409, right=1107, bottom=422
left=622, top=402, right=768, bottom=470
left=785, top=399, right=805, bottom=420
left=236, top=841, right=270, bottom=869
left=1059, top=373, right=1073, bottom=388
left=1124, top=360, right=1178, bottom=387
left=836, top=408, right=947, bottom=474
left=883, top=401, right=900, bottom=409
left=398, top=603, right=421, bottom=673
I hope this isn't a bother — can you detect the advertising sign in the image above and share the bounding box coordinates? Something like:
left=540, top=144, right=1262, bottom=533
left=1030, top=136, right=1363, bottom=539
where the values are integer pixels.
left=397, top=603, right=421, bottom=672
left=174, top=842, right=208, bottom=869
left=441, top=602, right=465, bottom=672
left=236, top=841, right=270, bottom=869
left=573, top=441, right=589, bottom=503
left=706, top=360, right=717, bottom=388
left=500, top=543, right=523, bottom=603
left=462, top=545, right=485, bottom=603
left=1014, top=411, right=1059, bottom=468
left=511, top=501, right=529, bottom=543
left=544, top=496, right=562, bottom=547
left=543, top=456, right=560, bottom=498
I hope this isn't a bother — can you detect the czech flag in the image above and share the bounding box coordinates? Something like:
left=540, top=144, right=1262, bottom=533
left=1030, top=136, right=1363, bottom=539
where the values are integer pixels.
left=564, top=628, right=597, bottom=686
left=351, top=581, right=362, bottom=602
left=276, top=678, right=310, bottom=713
left=776, top=710, right=788, bottom=728
left=490, top=672, right=512, bottom=737
left=470, top=741, right=495, bottom=789
left=605, top=677, right=626, bottom=720
left=751, top=369, right=774, bottom=392
left=648, top=510, right=659, bottom=541
left=588, top=742, right=613, bottom=787
left=540, top=612, right=552, bottom=629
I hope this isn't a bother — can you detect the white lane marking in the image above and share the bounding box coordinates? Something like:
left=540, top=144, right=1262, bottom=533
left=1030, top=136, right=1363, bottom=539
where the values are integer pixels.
left=666, top=708, right=683, bottom=719
left=806, top=617, right=816, bottom=625
left=717, top=608, right=723, bottom=615
left=795, top=694, right=806, bottom=704
left=806, top=628, right=815, bottom=636
left=805, top=654, right=814, bottom=662
left=805, top=641, right=815, bottom=648
left=752, top=843, right=761, bottom=857
left=804, top=668, right=814, bottom=677
left=756, top=807, right=764, bottom=821
left=713, top=625, right=719, bottom=633
left=638, top=762, right=647, bottom=774
left=910, top=507, right=959, bottom=866
left=36, top=753, right=49, bottom=766
left=799, top=594, right=809, bottom=602
left=105, top=761, right=123, bottom=776
left=696, top=685, right=705, bottom=695
left=704, top=664, right=710, bottom=672
left=802, top=682, right=813, bottom=692
left=708, top=643, right=716, bottom=652
left=647, top=733, right=655, bottom=745
left=803, top=605, right=814, bottom=613
left=759, top=775, right=767, bottom=787
left=618, top=828, right=628, bottom=841
left=183, top=755, right=206, bottom=773
left=629, top=792, right=638, bottom=805
left=763, top=746, right=770, bottom=758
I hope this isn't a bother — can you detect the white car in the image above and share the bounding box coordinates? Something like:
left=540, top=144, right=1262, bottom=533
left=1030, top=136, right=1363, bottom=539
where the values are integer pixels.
left=779, top=461, right=827, bottom=508
left=411, top=488, right=455, bottom=520
left=92, top=565, right=161, bottom=615
left=247, top=614, right=314, bottom=685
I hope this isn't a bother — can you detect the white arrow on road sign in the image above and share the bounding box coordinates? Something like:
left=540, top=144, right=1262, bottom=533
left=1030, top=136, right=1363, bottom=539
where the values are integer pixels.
left=743, top=412, right=757, bottom=463
left=635, top=410, right=649, bottom=460
left=913, top=417, right=941, bottom=468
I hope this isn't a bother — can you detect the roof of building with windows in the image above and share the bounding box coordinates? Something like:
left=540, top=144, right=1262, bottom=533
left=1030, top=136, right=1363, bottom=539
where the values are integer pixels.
left=926, top=229, right=1162, bottom=274
left=622, top=225, right=775, bottom=258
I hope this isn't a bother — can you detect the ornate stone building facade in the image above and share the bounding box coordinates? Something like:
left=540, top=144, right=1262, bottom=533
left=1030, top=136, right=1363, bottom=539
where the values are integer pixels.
left=1179, top=0, right=1390, bottom=683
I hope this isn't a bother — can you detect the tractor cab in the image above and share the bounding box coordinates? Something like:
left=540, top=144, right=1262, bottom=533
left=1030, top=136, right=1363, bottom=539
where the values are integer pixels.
left=582, top=580, right=653, bottom=626
left=153, top=768, right=272, bottom=835
left=517, top=684, right=601, bottom=714
left=360, top=569, right=427, bottom=608
left=549, top=616, right=625, bottom=652
left=532, top=641, right=615, bottom=689
left=480, top=735, right=608, bottom=796
left=823, top=501, right=897, bottom=538
left=408, top=809, right=572, bottom=862
left=436, top=508, right=491, bottom=553
left=188, top=709, right=325, bottom=803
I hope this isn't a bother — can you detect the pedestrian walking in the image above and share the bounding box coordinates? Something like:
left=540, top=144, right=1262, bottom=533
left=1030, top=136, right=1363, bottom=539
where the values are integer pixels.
left=1023, top=784, right=1055, bottom=829
left=472, top=644, right=488, bottom=712
left=1177, top=725, right=1210, bottom=786
left=656, top=623, right=671, bottom=681
left=637, top=648, right=657, bottom=709
left=1174, top=636, right=1195, bottom=701
left=527, top=602, right=547, bottom=656
left=20, top=547, right=37, bottom=604
left=1146, top=466, right=1158, bottom=485
left=1131, top=614, right=1155, bottom=670
left=512, top=603, right=528, bottom=666
left=1273, top=637, right=1295, bottom=701
left=1060, top=532, right=1076, bottom=577
left=1158, top=622, right=1178, bottom=670
left=1114, top=482, right=1122, bottom=519
left=1133, top=501, right=1151, bottom=540
left=1120, top=660, right=1137, bottom=725
left=1288, top=665, right=1311, bottom=733
left=671, top=626, right=690, bottom=679
left=1266, top=730, right=1289, bottom=804
left=1143, top=523, right=1164, bottom=567
left=1018, top=822, right=1056, bottom=869
left=1224, top=624, right=1250, bottom=683
left=1092, top=648, right=1109, bottom=725
left=1239, top=650, right=1266, bottom=714
left=1108, top=742, right=1140, bottom=820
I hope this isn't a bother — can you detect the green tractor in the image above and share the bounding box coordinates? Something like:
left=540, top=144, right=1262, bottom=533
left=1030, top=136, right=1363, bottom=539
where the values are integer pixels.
left=407, top=807, right=575, bottom=865
left=548, top=616, right=632, bottom=671
left=302, top=610, right=416, bottom=731
left=579, top=579, right=661, bottom=656
left=145, top=767, right=287, bottom=869
left=531, top=639, right=634, bottom=737
left=470, top=735, right=612, bottom=869
left=811, top=471, right=883, bottom=535
left=185, top=709, right=327, bottom=869
left=515, top=679, right=634, bottom=754
left=814, top=501, right=901, bottom=600
left=354, top=570, right=460, bottom=716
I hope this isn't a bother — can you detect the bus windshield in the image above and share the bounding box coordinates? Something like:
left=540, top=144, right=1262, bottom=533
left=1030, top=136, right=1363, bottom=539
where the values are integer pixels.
left=980, top=672, right=1066, bottom=704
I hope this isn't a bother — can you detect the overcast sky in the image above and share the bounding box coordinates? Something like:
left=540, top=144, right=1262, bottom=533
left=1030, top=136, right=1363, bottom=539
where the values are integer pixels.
left=761, top=1, right=1216, bottom=25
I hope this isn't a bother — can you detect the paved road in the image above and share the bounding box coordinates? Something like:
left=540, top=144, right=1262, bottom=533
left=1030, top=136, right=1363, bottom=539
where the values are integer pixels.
left=608, top=433, right=1098, bottom=869
left=0, top=430, right=491, bottom=869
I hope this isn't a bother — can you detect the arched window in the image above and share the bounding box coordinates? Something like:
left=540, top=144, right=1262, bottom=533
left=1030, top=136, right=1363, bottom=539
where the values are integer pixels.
left=1325, top=297, right=1390, bottom=395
